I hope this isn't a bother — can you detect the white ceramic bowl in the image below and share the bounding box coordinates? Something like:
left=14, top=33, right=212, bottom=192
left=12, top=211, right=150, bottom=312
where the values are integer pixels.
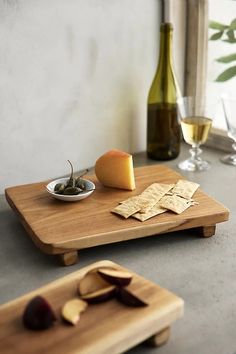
left=46, top=177, right=95, bottom=202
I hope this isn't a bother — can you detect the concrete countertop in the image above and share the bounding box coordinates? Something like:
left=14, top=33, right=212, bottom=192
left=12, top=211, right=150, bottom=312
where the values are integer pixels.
left=0, top=145, right=236, bottom=354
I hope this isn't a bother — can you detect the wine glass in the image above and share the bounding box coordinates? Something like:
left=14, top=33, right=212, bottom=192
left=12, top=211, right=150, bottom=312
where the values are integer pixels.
left=177, top=96, right=216, bottom=172
left=220, top=95, right=236, bottom=166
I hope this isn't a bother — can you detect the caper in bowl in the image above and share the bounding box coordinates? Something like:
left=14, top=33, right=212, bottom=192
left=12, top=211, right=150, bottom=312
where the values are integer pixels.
left=46, top=177, right=95, bottom=202
left=46, top=160, right=95, bottom=202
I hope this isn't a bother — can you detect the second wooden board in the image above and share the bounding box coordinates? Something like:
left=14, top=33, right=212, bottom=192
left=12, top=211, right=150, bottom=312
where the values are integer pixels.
left=5, top=165, right=229, bottom=265
left=0, top=260, right=184, bottom=354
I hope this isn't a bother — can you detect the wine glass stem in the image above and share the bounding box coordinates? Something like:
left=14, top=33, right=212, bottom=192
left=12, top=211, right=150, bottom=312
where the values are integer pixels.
left=189, top=144, right=202, bottom=162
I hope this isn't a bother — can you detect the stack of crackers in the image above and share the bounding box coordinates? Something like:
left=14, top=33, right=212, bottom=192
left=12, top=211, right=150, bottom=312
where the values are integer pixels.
left=111, top=179, right=199, bottom=222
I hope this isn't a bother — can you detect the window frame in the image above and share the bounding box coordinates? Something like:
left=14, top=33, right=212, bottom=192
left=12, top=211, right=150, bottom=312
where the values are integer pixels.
left=165, top=0, right=231, bottom=151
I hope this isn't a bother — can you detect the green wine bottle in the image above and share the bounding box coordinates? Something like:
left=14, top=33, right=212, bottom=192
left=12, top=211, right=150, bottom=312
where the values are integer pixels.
left=147, top=22, right=181, bottom=160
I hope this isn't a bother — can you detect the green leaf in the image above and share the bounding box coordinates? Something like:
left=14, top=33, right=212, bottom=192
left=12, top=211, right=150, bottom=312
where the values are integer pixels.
left=216, top=53, right=236, bottom=63
left=209, top=20, right=228, bottom=30
left=210, top=31, right=223, bottom=40
left=216, top=66, right=236, bottom=82
left=229, top=18, right=236, bottom=30
left=227, top=29, right=235, bottom=40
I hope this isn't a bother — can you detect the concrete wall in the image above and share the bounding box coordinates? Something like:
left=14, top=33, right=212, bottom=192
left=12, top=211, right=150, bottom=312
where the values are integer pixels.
left=0, top=0, right=184, bottom=192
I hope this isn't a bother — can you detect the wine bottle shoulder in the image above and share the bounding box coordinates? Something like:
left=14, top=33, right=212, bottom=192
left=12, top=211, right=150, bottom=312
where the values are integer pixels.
left=148, top=67, right=180, bottom=105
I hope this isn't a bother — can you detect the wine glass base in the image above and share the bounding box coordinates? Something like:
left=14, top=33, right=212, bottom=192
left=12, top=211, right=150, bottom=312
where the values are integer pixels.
left=178, top=158, right=211, bottom=172
left=220, top=154, right=236, bottom=166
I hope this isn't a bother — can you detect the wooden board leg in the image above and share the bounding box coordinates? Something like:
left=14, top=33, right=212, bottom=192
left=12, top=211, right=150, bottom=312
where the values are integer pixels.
left=197, top=225, right=216, bottom=238
left=57, top=251, right=78, bottom=266
left=145, top=327, right=170, bottom=347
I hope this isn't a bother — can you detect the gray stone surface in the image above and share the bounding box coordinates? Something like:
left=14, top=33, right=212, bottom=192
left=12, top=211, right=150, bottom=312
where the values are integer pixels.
left=0, top=145, right=235, bottom=354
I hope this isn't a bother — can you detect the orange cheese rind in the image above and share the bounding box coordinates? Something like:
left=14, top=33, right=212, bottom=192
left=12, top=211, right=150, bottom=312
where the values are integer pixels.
left=95, top=149, right=136, bottom=191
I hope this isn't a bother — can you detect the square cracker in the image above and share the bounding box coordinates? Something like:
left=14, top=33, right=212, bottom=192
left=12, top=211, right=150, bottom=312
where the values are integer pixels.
left=171, top=180, right=199, bottom=199
left=119, top=195, right=156, bottom=212
left=132, top=203, right=167, bottom=222
left=111, top=203, right=141, bottom=219
left=141, top=183, right=174, bottom=199
left=159, top=194, right=195, bottom=214
left=120, top=183, right=174, bottom=214
left=139, top=183, right=174, bottom=213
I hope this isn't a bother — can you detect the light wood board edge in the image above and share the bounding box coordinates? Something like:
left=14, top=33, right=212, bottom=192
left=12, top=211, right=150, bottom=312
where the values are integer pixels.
left=100, top=305, right=183, bottom=354
left=5, top=190, right=72, bottom=255
left=51, top=203, right=229, bottom=251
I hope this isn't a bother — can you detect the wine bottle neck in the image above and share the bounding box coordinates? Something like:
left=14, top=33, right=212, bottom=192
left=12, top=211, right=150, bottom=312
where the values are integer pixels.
left=158, top=28, right=173, bottom=70
left=147, top=23, right=180, bottom=105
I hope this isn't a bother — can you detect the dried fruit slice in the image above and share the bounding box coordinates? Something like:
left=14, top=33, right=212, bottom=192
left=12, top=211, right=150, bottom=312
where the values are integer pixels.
left=78, top=270, right=110, bottom=296
left=61, top=298, right=87, bottom=325
left=97, top=268, right=132, bottom=287
left=78, top=269, right=116, bottom=303
left=23, top=295, right=56, bottom=330
left=116, top=288, right=148, bottom=307
left=80, top=285, right=116, bottom=303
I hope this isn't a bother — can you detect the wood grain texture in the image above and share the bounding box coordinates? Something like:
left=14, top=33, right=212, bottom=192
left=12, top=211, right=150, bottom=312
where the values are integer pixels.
left=0, top=260, right=184, bottom=354
left=5, top=165, right=229, bottom=256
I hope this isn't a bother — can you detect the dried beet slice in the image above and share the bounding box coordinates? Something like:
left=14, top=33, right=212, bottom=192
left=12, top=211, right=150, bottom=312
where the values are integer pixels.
left=97, top=268, right=132, bottom=287
left=116, top=288, right=148, bottom=307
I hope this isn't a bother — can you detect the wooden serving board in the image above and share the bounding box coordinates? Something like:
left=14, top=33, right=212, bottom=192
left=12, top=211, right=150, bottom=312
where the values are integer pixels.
left=0, top=260, right=184, bottom=354
left=5, top=165, right=229, bottom=265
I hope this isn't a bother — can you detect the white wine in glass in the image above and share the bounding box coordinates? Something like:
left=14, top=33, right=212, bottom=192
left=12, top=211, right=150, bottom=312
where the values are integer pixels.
left=178, top=96, right=216, bottom=172
left=181, top=116, right=212, bottom=146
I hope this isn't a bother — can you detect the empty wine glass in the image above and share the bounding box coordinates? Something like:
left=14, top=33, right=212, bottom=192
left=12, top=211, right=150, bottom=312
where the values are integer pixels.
left=220, top=95, right=236, bottom=166
left=177, top=96, right=216, bottom=172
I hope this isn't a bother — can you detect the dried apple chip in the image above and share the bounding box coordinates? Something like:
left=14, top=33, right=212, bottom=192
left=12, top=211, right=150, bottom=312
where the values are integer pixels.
left=61, top=298, right=87, bottom=325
